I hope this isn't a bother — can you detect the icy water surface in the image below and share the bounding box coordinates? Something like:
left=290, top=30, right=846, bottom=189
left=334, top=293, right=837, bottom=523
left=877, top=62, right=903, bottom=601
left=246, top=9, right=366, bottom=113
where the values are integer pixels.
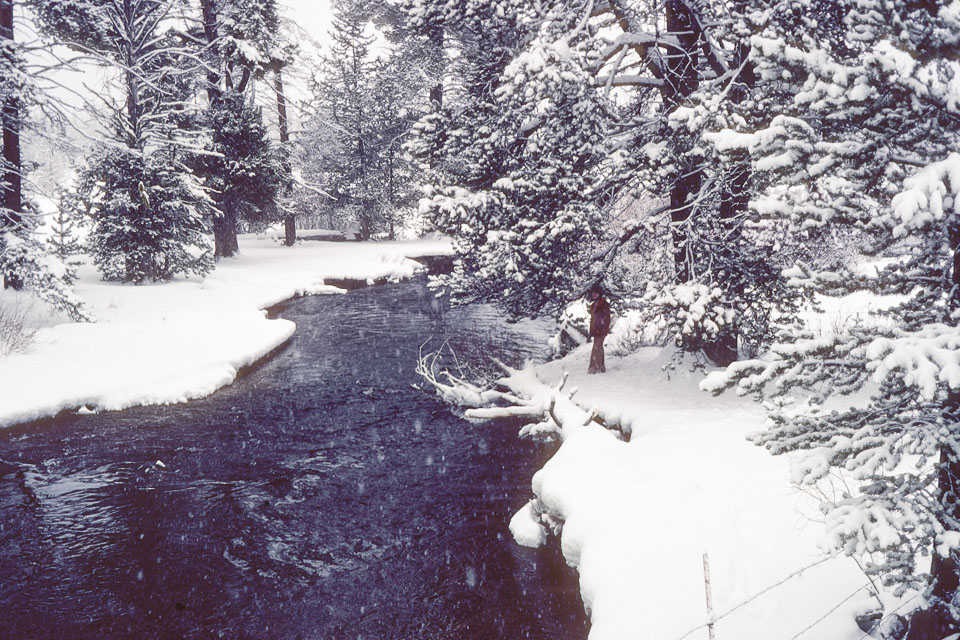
left=0, top=278, right=588, bottom=639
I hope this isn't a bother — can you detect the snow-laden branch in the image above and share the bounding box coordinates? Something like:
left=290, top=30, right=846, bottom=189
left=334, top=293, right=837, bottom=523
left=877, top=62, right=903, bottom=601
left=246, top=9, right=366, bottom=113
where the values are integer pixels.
left=416, top=344, right=621, bottom=441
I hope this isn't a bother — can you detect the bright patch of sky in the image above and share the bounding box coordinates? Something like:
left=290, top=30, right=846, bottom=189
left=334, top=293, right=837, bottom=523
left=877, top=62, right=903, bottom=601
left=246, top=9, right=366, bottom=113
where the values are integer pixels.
left=280, top=0, right=333, bottom=46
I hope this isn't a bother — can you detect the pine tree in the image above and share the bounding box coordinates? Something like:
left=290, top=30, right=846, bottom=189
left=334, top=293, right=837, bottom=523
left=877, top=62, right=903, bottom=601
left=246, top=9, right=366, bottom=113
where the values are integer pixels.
left=195, top=0, right=284, bottom=257
left=197, top=89, right=281, bottom=242
left=305, top=0, right=424, bottom=240
left=2, top=0, right=93, bottom=312
left=46, top=201, right=82, bottom=283
left=702, top=0, right=960, bottom=625
left=32, top=0, right=214, bottom=283
left=405, top=3, right=609, bottom=317
left=1, top=0, right=28, bottom=289
left=312, top=1, right=379, bottom=240
left=394, top=0, right=804, bottom=357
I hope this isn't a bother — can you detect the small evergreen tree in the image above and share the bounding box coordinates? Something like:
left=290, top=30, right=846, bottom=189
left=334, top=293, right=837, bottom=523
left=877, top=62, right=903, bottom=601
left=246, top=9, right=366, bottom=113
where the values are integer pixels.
left=1, top=226, right=90, bottom=321
left=46, top=198, right=82, bottom=283
left=77, top=142, right=213, bottom=283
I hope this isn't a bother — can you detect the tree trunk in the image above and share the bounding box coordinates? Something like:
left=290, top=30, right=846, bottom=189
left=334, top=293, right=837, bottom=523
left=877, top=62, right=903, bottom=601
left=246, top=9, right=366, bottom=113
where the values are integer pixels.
left=275, top=68, right=296, bottom=247
left=387, top=145, right=396, bottom=241
left=932, top=230, right=960, bottom=606
left=198, top=0, right=237, bottom=258
left=662, top=0, right=702, bottom=286
left=669, top=169, right=700, bottom=284
left=121, top=0, right=142, bottom=149
left=199, top=0, right=221, bottom=102
left=429, top=24, right=443, bottom=107
left=933, top=439, right=960, bottom=601
left=1, top=0, right=23, bottom=289
left=706, top=51, right=757, bottom=367
left=213, top=211, right=239, bottom=258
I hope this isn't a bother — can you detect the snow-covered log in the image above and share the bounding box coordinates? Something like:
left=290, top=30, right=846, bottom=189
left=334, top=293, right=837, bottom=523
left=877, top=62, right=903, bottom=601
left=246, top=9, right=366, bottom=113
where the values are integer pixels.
left=417, top=344, right=620, bottom=440
left=417, top=346, right=625, bottom=551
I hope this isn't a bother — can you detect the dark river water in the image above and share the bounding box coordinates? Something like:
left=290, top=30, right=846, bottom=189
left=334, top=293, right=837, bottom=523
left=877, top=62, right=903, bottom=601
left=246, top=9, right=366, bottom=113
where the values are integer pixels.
left=0, top=278, right=588, bottom=640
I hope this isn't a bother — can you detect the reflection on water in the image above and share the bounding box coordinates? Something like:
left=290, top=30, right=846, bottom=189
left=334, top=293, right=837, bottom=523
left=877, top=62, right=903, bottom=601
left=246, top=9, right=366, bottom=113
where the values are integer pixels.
left=0, top=278, right=588, bottom=639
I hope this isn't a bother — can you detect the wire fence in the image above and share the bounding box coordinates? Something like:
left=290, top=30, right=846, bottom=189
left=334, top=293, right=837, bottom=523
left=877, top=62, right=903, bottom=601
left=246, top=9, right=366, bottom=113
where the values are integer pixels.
left=671, top=556, right=911, bottom=640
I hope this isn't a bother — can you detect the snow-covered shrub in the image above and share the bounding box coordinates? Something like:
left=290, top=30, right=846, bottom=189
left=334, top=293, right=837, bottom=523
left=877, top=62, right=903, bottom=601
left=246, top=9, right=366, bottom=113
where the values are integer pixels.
left=644, top=282, right=734, bottom=354
left=0, top=232, right=90, bottom=322
left=605, top=308, right=671, bottom=357
left=548, top=296, right=673, bottom=359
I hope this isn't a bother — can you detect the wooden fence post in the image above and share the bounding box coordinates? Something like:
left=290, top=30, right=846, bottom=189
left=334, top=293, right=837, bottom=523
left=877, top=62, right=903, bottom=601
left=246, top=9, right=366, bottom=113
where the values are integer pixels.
left=703, top=552, right=716, bottom=640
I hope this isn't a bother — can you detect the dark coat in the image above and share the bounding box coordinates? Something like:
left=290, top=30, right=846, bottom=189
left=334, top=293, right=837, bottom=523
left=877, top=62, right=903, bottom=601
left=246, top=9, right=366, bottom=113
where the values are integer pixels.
left=589, top=297, right=611, bottom=338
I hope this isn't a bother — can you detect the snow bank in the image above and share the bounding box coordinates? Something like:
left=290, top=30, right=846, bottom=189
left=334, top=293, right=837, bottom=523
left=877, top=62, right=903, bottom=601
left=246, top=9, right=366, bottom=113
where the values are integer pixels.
left=504, top=346, right=870, bottom=640
left=0, top=235, right=453, bottom=427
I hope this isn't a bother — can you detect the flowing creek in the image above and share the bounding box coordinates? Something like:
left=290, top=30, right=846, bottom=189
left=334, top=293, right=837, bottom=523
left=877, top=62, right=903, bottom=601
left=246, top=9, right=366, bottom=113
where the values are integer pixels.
left=0, top=277, right=589, bottom=639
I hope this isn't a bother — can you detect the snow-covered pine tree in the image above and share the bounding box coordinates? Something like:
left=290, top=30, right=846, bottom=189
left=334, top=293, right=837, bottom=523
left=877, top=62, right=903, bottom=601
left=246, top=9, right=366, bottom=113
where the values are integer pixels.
left=305, top=0, right=425, bottom=240
left=0, top=0, right=93, bottom=317
left=397, top=0, right=802, bottom=355
left=46, top=201, right=82, bottom=283
left=405, top=2, right=614, bottom=318
left=1, top=0, right=29, bottom=289
left=702, top=0, right=960, bottom=625
left=367, top=53, right=424, bottom=240
left=196, top=89, right=281, bottom=241
left=32, top=0, right=213, bottom=283
left=195, top=0, right=284, bottom=256
left=311, top=0, right=379, bottom=240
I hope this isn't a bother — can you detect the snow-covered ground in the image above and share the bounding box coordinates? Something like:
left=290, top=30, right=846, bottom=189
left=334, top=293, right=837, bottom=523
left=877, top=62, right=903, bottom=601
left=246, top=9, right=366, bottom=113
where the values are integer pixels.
left=0, top=234, right=452, bottom=428
left=501, top=344, right=886, bottom=640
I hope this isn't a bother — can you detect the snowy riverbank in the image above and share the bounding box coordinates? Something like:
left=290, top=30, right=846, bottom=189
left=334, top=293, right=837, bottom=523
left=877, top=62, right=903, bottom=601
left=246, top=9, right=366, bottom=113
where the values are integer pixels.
left=491, top=345, right=895, bottom=640
left=0, top=234, right=452, bottom=428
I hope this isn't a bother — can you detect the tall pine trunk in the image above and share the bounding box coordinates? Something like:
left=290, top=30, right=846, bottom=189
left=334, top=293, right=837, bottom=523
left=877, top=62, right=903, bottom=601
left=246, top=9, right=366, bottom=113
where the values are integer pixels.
left=429, top=25, right=443, bottom=107
left=1, top=0, right=22, bottom=289
left=932, top=227, right=960, bottom=607
left=275, top=67, right=296, bottom=247
left=199, top=0, right=238, bottom=258
left=662, top=0, right=701, bottom=286
left=213, top=211, right=239, bottom=257
left=703, top=50, right=756, bottom=366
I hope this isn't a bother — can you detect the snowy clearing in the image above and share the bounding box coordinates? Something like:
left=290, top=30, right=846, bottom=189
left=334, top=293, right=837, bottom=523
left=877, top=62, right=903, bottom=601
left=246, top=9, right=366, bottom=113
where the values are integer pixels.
left=0, top=234, right=452, bottom=428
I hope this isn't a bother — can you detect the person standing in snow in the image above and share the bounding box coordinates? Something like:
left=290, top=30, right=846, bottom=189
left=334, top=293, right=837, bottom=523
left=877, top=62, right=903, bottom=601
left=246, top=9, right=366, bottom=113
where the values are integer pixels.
left=587, top=284, right=611, bottom=374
